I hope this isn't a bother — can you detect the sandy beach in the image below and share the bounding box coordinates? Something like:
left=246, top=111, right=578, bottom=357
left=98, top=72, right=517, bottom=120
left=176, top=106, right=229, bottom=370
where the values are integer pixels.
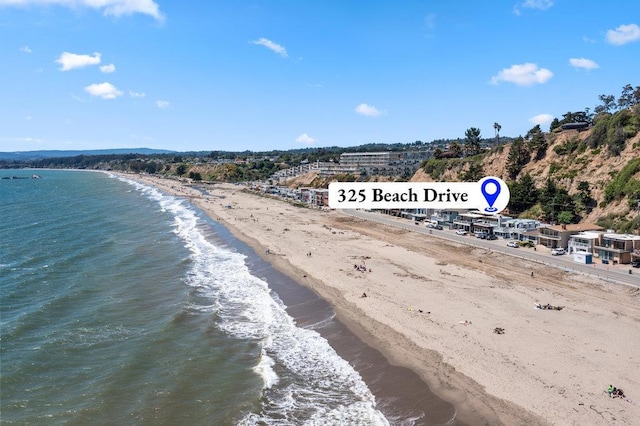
left=122, top=173, right=640, bottom=425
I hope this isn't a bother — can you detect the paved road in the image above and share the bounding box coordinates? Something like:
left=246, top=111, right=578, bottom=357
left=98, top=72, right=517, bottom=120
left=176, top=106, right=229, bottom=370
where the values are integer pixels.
left=342, top=209, right=640, bottom=287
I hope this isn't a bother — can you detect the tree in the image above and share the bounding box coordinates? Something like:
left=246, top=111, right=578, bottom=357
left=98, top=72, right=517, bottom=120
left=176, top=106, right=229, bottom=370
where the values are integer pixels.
left=549, top=117, right=560, bottom=132
left=526, top=125, right=548, bottom=160
left=449, top=141, right=463, bottom=158
left=493, top=122, right=502, bottom=143
left=618, top=84, right=635, bottom=109
left=506, top=137, right=530, bottom=180
left=557, top=211, right=574, bottom=224
left=539, top=178, right=557, bottom=221
left=433, top=147, right=443, bottom=159
left=176, top=164, right=187, bottom=176
left=575, top=181, right=595, bottom=214
left=464, top=127, right=482, bottom=156
left=459, top=162, right=484, bottom=182
left=508, top=173, right=538, bottom=214
left=594, top=94, right=616, bottom=114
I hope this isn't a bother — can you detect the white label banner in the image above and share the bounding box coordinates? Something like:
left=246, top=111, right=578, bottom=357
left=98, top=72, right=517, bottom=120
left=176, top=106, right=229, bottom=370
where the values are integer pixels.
left=328, top=176, right=510, bottom=214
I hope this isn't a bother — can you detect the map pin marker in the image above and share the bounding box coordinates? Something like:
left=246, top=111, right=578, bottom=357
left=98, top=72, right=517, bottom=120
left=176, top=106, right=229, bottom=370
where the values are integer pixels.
left=481, top=178, right=500, bottom=212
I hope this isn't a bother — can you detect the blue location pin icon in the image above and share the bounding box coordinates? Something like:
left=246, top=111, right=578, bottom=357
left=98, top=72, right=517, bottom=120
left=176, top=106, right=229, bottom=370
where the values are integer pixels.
left=481, top=178, right=500, bottom=212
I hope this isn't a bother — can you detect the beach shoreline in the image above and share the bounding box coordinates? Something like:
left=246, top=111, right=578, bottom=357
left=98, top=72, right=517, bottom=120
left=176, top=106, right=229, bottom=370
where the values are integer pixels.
left=119, top=173, right=640, bottom=425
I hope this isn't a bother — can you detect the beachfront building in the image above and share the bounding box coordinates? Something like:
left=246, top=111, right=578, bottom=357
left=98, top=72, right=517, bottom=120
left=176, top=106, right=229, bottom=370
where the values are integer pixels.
left=450, top=212, right=505, bottom=234
left=429, top=210, right=461, bottom=229
left=315, top=189, right=329, bottom=207
left=468, top=213, right=512, bottom=236
left=567, top=231, right=602, bottom=255
left=537, top=224, right=604, bottom=249
left=594, top=233, right=640, bottom=264
left=299, top=188, right=317, bottom=205
left=398, top=208, right=429, bottom=222
left=494, top=218, right=542, bottom=241
left=452, top=212, right=481, bottom=233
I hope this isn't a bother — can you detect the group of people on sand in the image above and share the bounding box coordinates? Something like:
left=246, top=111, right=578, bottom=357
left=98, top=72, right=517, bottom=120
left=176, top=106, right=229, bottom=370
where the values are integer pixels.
left=535, top=303, right=564, bottom=311
left=607, top=385, right=627, bottom=399
left=354, top=262, right=371, bottom=273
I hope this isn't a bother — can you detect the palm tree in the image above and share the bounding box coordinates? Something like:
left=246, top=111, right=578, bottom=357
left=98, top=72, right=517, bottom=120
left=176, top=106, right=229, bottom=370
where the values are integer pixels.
left=493, top=122, right=502, bottom=143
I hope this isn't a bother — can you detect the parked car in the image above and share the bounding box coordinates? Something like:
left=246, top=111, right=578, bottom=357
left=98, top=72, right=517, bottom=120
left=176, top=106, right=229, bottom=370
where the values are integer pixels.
left=506, top=241, right=520, bottom=248
left=434, top=225, right=444, bottom=230
left=455, top=229, right=467, bottom=235
left=486, top=234, right=498, bottom=240
left=631, top=260, right=640, bottom=268
left=551, top=248, right=566, bottom=256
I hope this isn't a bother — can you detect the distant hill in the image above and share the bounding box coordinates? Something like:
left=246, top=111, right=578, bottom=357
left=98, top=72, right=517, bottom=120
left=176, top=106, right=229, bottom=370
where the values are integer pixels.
left=0, top=148, right=175, bottom=161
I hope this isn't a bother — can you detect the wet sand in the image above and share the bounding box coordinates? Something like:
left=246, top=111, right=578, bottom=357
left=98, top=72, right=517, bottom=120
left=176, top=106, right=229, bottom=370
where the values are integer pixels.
left=203, top=209, right=461, bottom=424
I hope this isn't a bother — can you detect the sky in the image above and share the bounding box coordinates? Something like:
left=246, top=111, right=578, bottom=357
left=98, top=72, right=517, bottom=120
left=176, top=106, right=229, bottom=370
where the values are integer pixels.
left=1, top=0, right=639, bottom=153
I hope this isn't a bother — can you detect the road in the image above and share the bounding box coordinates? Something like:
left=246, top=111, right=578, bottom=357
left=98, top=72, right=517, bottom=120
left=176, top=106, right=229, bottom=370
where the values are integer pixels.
left=342, top=209, right=640, bottom=287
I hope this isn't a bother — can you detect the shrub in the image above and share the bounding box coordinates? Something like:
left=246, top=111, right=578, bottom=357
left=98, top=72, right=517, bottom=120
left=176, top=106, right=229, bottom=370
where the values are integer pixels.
left=603, top=158, right=640, bottom=202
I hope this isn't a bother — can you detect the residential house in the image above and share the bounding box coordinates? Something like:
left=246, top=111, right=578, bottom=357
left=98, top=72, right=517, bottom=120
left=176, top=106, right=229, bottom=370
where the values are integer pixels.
left=594, top=233, right=640, bottom=264
left=537, top=224, right=603, bottom=249
left=568, top=231, right=602, bottom=255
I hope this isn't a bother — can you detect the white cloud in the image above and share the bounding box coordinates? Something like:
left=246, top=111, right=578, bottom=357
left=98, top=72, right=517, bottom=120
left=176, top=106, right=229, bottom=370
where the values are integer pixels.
left=56, top=51, right=101, bottom=71
left=514, top=0, right=553, bottom=15
left=1, top=0, right=164, bottom=21
left=529, top=113, right=554, bottom=126
left=100, top=63, right=116, bottom=73
left=606, top=23, right=640, bottom=46
left=129, top=90, right=146, bottom=98
left=295, top=133, right=316, bottom=145
left=84, top=82, right=123, bottom=99
left=17, top=137, right=44, bottom=144
left=355, top=103, right=383, bottom=117
left=423, top=13, right=436, bottom=32
left=156, top=100, right=170, bottom=108
left=569, top=57, right=599, bottom=70
left=20, top=45, right=32, bottom=53
left=251, top=38, right=288, bottom=57
left=490, top=63, right=553, bottom=86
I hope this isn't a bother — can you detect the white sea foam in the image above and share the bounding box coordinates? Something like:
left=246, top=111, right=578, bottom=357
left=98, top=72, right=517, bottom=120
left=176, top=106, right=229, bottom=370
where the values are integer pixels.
left=254, top=350, right=279, bottom=389
left=125, top=178, right=389, bottom=425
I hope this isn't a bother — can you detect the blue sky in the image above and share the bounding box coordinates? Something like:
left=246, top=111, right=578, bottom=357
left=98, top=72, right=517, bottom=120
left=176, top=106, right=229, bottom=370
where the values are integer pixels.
left=1, top=0, right=639, bottom=153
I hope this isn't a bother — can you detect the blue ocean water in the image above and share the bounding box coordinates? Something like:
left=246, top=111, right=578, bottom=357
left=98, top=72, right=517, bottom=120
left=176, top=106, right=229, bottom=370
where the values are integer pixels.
left=0, top=170, right=389, bottom=425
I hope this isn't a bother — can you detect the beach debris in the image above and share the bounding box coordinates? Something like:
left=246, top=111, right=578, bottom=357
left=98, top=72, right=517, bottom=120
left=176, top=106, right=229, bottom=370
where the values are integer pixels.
left=493, top=327, right=505, bottom=334
left=459, top=320, right=472, bottom=326
left=361, top=292, right=367, bottom=298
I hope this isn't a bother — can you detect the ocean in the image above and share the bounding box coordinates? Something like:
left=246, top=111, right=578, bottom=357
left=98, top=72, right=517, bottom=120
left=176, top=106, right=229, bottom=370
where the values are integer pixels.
left=1, top=170, right=458, bottom=425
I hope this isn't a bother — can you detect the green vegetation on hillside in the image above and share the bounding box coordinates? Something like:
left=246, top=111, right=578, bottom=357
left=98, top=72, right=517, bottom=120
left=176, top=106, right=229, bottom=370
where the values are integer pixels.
left=603, top=158, right=640, bottom=206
